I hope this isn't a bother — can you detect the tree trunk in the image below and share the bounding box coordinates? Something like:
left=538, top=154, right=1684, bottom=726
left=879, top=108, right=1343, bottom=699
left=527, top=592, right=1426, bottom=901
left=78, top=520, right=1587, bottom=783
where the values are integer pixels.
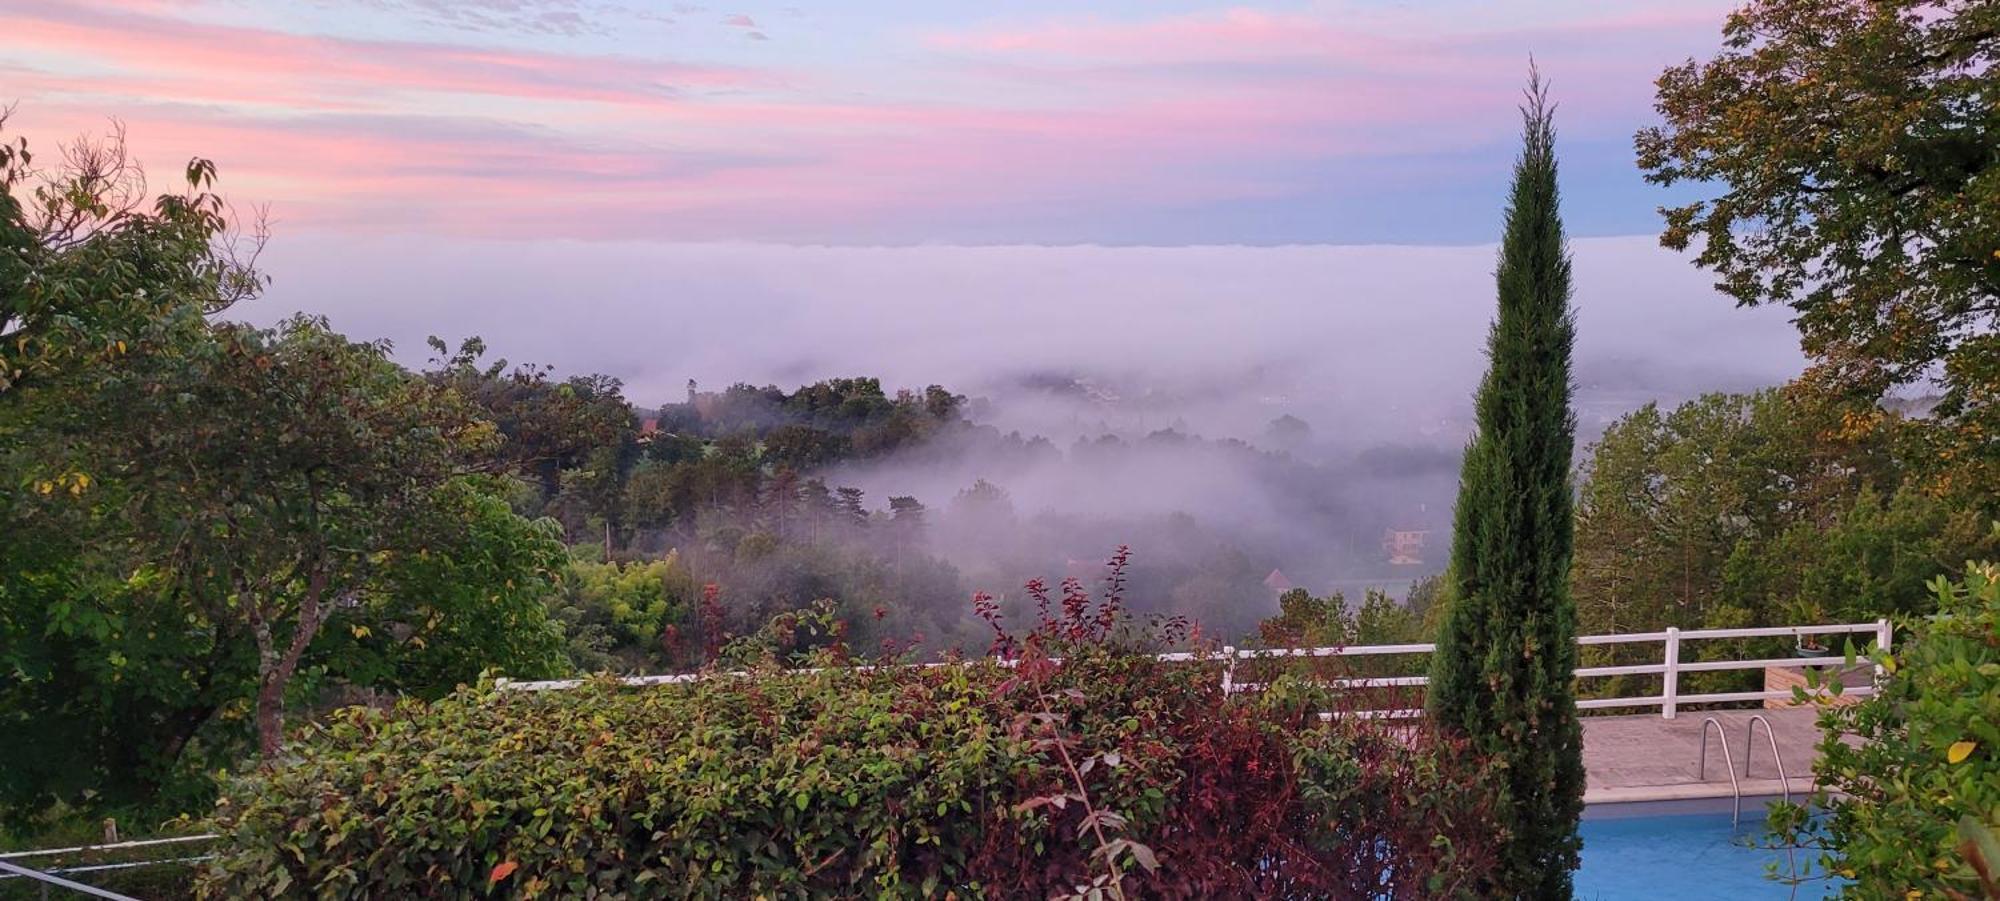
left=252, top=567, right=330, bottom=760
left=254, top=672, right=287, bottom=759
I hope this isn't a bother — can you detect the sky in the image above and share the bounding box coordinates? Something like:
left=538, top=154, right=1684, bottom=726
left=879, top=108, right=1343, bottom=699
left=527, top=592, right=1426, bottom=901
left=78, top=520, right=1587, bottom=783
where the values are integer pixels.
left=2, top=0, right=1799, bottom=427
left=4, top=0, right=1739, bottom=244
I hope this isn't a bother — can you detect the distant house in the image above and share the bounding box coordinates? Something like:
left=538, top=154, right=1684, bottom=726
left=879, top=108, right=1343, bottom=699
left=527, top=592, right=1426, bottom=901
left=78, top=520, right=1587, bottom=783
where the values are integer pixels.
left=640, top=417, right=660, bottom=436
left=1383, top=529, right=1430, bottom=566
left=1263, top=568, right=1294, bottom=594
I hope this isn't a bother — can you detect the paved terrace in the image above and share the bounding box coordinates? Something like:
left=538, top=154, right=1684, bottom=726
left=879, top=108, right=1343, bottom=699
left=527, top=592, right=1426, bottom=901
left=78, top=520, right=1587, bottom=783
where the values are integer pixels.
left=1582, top=707, right=1823, bottom=804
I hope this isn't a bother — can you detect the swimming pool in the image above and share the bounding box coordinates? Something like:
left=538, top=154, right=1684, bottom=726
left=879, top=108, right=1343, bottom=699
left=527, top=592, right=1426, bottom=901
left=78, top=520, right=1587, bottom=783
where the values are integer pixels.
left=1576, top=798, right=1820, bottom=900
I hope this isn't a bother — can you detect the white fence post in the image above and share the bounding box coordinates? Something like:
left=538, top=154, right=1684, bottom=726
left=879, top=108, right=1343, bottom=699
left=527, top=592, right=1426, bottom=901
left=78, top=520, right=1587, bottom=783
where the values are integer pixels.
left=1220, top=646, right=1237, bottom=695
left=1661, top=627, right=1680, bottom=720
left=1874, top=618, right=1892, bottom=681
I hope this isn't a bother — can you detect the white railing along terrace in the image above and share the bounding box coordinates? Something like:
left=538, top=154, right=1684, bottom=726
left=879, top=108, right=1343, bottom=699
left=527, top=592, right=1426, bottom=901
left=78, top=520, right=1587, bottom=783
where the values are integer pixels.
left=502, top=620, right=1892, bottom=721
left=0, top=833, right=219, bottom=896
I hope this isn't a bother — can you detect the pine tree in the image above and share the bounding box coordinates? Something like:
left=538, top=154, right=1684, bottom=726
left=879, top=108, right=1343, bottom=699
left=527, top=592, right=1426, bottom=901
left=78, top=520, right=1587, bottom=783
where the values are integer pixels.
left=834, top=486, right=868, bottom=528
left=1425, top=69, right=1585, bottom=899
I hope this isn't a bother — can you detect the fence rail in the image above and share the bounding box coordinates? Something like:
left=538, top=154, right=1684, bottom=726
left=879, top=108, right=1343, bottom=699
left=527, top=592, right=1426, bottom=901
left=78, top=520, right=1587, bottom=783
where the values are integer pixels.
left=502, top=620, right=1892, bottom=721
left=0, top=833, right=218, bottom=897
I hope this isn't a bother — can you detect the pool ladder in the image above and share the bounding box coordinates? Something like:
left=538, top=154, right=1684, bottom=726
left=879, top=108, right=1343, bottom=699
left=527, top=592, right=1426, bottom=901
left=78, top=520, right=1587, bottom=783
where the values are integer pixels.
left=1696, top=714, right=1792, bottom=828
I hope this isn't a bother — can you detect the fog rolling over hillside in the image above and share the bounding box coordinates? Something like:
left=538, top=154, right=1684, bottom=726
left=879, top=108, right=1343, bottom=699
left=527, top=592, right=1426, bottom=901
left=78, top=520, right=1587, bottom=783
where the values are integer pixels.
left=260, top=235, right=1804, bottom=614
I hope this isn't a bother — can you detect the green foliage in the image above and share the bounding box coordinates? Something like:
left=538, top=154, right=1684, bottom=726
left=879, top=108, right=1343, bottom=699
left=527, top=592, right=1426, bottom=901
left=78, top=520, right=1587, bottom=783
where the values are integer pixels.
left=1258, top=587, right=1427, bottom=648
left=1425, top=74, right=1585, bottom=898
left=544, top=554, right=696, bottom=671
left=1, top=134, right=576, bottom=822
left=4, top=311, right=579, bottom=802
left=308, top=479, right=573, bottom=699
left=1768, top=558, right=2000, bottom=897
left=103, top=316, right=513, bottom=758
left=0, top=523, right=253, bottom=824
left=424, top=337, right=637, bottom=534
left=1575, top=390, right=1887, bottom=636
left=1638, top=0, right=2000, bottom=502
left=1757, top=486, right=1998, bottom=623
left=0, top=127, right=275, bottom=820
left=197, top=654, right=1501, bottom=899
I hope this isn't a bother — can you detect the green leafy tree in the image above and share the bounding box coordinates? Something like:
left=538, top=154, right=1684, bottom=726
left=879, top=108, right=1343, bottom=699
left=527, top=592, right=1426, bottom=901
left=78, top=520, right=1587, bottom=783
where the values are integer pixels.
left=0, top=479, right=251, bottom=821
left=886, top=495, right=927, bottom=566
left=763, top=423, right=849, bottom=470
left=1572, top=389, right=1892, bottom=637
left=1255, top=587, right=1427, bottom=685
left=545, top=555, right=695, bottom=671
left=796, top=477, right=837, bottom=545
left=1573, top=387, right=1993, bottom=618
left=1637, top=0, right=2000, bottom=502
left=1754, top=486, right=1998, bottom=623
left=1571, top=389, right=1994, bottom=701
left=1259, top=588, right=1350, bottom=647
left=1425, top=73, right=1585, bottom=898
left=310, top=479, right=571, bottom=699
left=1, top=123, right=268, bottom=819
left=112, top=317, right=523, bottom=757
left=1352, top=589, right=1425, bottom=646
left=835, top=486, right=868, bottom=528
left=424, top=337, right=636, bottom=509
left=622, top=461, right=683, bottom=532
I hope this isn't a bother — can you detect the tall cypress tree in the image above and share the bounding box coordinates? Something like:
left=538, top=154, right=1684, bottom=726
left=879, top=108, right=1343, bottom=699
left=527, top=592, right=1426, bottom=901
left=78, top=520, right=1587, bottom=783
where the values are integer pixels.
left=1425, top=69, right=1584, bottom=899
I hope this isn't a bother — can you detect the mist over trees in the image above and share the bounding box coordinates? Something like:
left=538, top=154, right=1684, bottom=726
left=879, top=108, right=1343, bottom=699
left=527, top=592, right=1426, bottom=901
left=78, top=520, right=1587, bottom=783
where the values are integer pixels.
left=415, top=334, right=1450, bottom=669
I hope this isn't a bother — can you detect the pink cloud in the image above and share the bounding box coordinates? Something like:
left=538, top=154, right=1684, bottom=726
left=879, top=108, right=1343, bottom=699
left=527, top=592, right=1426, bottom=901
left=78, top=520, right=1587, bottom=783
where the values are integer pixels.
left=0, top=2, right=753, bottom=111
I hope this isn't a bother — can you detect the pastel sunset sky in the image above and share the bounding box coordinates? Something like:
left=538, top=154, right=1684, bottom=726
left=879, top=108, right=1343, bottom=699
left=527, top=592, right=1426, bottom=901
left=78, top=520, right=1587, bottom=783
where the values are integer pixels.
left=5, top=0, right=1799, bottom=417
left=5, top=0, right=1737, bottom=244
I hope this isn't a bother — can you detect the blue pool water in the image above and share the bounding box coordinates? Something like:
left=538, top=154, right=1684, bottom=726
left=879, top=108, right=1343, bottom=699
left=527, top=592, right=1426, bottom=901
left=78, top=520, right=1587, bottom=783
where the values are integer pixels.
left=1576, top=807, right=1815, bottom=900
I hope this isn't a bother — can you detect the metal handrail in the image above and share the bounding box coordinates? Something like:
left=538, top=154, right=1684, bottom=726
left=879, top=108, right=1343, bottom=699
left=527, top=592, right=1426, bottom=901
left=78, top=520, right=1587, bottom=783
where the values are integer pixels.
left=1743, top=714, right=1792, bottom=803
left=0, top=832, right=220, bottom=900
left=0, top=859, right=143, bottom=900
left=0, top=833, right=218, bottom=861
left=1696, top=716, right=1743, bottom=827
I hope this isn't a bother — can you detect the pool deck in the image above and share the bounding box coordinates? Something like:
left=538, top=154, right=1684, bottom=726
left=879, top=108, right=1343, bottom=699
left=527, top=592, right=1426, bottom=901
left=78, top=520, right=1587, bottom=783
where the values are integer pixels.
left=1582, top=708, right=1823, bottom=804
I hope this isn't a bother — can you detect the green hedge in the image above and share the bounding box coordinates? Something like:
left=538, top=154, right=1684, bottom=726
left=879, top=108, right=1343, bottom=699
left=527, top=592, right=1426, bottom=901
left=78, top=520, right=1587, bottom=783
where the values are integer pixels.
left=198, top=651, right=1499, bottom=898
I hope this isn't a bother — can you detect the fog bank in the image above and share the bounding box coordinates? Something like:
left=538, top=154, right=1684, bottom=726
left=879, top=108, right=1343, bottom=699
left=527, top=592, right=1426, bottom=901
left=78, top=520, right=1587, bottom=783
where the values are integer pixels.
left=260, top=235, right=1802, bottom=444
left=255, top=236, right=1805, bottom=601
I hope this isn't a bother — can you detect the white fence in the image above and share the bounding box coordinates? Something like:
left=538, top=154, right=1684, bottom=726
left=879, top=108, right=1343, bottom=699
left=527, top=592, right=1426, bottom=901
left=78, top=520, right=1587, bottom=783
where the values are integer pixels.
left=502, top=620, right=1892, bottom=721
left=0, top=834, right=218, bottom=899
left=1205, top=620, right=1892, bottom=720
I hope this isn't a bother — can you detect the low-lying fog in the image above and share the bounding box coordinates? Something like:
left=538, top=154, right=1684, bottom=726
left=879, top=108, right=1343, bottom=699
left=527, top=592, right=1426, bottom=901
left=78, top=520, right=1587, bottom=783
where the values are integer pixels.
left=256, top=235, right=1805, bottom=599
